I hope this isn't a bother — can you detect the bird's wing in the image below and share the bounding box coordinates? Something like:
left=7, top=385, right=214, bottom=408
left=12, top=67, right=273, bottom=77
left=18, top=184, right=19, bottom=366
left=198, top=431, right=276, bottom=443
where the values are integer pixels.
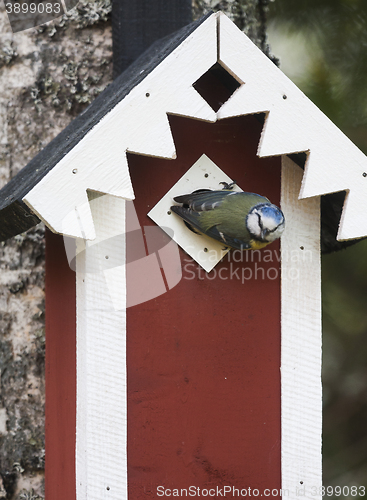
left=173, top=190, right=236, bottom=211
left=204, top=225, right=252, bottom=250
left=173, top=190, right=270, bottom=213
left=170, top=206, right=252, bottom=250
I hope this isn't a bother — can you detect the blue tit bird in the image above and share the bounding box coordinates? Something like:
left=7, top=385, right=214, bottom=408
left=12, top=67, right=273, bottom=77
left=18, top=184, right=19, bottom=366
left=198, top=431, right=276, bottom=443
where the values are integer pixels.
left=170, top=184, right=285, bottom=250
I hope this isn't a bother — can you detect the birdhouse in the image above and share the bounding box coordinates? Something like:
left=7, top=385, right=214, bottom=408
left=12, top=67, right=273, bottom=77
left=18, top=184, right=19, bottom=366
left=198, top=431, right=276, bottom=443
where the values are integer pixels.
left=1, top=11, right=366, bottom=500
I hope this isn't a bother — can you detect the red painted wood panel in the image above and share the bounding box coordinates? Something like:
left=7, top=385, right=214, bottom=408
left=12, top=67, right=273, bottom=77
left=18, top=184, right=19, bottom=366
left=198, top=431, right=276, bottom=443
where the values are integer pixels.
left=45, top=230, right=76, bottom=500
left=127, top=115, right=282, bottom=498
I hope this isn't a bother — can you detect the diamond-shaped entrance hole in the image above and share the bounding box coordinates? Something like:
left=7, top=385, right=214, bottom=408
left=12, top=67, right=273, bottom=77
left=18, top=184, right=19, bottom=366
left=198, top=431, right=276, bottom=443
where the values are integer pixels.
left=193, top=63, right=241, bottom=112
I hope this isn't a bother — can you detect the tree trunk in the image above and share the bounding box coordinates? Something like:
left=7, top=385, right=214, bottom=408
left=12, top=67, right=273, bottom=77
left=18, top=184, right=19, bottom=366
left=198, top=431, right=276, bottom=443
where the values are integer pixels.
left=0, top=1, right=272, bottom=497
left=193, top=0, right=277, bottom=62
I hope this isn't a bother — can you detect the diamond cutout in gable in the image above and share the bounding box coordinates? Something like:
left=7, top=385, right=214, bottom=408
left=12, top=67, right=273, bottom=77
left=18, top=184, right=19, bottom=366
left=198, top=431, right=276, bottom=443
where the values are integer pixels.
left=193, top=63, right=241, bottom=112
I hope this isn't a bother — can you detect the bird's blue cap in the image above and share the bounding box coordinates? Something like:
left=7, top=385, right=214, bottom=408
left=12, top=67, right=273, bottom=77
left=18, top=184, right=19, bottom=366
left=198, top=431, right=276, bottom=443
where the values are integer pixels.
left=260, top=204, right=284, bottom=224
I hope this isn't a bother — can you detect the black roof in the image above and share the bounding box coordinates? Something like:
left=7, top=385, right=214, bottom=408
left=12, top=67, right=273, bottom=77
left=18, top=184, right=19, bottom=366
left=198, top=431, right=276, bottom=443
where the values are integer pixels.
left=0, top=12, right=212, bottom=242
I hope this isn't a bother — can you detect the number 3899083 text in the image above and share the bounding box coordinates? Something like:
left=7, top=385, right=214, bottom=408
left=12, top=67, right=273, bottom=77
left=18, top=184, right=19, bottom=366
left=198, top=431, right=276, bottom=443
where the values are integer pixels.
left=5, top=2, right=61, bottom=14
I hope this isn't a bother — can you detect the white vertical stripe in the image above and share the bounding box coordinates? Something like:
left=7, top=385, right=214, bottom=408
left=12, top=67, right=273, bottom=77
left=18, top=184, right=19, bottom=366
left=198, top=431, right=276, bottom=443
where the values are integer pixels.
left=281, top=156, right=322, bottom=499
left=76, top=194, right=127, bottom=500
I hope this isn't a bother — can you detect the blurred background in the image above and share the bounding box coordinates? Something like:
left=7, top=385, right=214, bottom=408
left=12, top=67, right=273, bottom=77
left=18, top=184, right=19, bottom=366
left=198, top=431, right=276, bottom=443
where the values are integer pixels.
left=267, top=0, right=367, bottom=490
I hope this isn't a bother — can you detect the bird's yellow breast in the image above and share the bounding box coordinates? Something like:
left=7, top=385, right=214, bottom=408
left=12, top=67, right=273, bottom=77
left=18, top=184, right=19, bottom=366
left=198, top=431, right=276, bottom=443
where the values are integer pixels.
left=249, top=239, right=270, bottom=250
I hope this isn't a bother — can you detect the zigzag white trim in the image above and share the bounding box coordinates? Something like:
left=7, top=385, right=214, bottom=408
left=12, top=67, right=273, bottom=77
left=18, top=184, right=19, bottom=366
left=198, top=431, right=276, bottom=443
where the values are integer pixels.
left=218, top=12, right=367, bottom=241
left=23, top=14, right=218, bottom=240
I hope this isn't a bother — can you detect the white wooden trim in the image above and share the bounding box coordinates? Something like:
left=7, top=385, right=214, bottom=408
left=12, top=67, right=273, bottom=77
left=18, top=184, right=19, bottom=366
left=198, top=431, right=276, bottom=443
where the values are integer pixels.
left=280, top=156, right=322, bottom=500
left=218, top=12, right=367, bottom=241
left=76, top=193, right=127, bottom=500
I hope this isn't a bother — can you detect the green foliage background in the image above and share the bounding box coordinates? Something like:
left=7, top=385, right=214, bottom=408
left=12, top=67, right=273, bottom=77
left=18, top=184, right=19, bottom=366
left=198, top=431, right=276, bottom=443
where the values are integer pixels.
left=268, top=0, right=367, bottom=489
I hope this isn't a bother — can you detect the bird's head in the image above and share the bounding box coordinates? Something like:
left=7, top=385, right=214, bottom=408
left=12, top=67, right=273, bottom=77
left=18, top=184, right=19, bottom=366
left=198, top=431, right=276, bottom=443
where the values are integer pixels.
left=246, top=203, right=285, bottom=243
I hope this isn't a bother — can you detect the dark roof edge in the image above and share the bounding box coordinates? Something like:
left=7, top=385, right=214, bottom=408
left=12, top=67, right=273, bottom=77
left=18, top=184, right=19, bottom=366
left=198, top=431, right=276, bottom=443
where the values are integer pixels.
left=0, top=12, right=214, bottom=241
